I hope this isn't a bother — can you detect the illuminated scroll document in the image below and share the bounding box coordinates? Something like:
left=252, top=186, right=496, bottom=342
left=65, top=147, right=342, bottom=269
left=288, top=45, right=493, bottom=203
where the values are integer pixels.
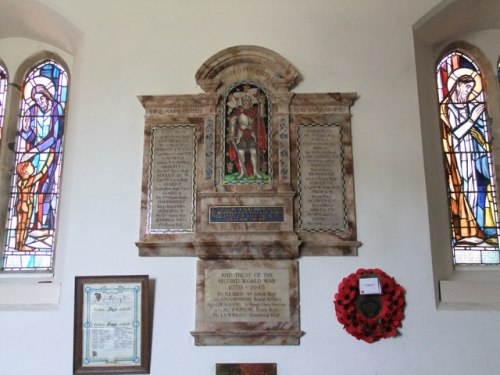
left=73, top=275, right=151, bottom=374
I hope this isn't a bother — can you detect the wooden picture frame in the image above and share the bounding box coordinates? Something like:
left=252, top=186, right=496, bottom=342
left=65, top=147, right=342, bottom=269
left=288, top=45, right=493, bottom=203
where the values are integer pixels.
left=73, top=275, right=151, bottom=374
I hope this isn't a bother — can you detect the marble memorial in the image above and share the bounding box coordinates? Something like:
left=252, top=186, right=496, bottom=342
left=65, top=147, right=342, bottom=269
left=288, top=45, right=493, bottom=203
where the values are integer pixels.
left=136, top=46, right=360, bottom=345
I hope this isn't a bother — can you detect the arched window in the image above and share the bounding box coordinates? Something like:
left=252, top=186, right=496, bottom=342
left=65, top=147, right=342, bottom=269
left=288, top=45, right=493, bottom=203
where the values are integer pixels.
left=0, top=63, right=7, bottom=139
left=436, top=50, right=500, bottom=265
left=2, top=58, right=69, bottom=272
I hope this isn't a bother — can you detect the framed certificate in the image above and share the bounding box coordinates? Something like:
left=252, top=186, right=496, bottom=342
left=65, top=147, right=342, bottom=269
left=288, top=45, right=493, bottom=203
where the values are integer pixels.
left=73, top=275, right=151, bottom=374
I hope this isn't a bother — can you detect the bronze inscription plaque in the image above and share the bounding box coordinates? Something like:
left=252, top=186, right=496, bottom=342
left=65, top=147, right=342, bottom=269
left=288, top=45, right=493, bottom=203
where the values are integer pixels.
left=209, top=206, right=284, bottom=223
left=216, top=363, right=277, bottom=375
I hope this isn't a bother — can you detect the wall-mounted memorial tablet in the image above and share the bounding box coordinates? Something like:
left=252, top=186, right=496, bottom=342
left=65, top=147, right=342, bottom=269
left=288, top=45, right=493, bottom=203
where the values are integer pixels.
left=136, top=46, right=361, bottom=258
left=136, top=46, right=361, bottom=346
left=191, top=260, right=303, bottom=345
left=290, top=93, right=360, bottom=255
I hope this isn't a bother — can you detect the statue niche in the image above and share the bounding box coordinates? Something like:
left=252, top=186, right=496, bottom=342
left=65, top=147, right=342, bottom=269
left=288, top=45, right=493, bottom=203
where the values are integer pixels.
left=223, top=82, right=270, bottom=184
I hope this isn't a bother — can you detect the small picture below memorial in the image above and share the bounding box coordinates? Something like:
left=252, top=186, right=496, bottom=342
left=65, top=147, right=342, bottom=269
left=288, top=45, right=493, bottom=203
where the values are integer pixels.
left=73, top=275, right=151, bottom=374
left=223, top=82, right=270, bottom=184
left=216, top=363, right=277, bottom=375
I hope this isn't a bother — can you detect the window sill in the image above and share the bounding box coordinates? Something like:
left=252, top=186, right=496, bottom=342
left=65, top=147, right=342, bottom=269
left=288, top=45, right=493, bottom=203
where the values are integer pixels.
left=439, top=270, right=500, bottom=310
left=0, top=281, right=61, bottom=310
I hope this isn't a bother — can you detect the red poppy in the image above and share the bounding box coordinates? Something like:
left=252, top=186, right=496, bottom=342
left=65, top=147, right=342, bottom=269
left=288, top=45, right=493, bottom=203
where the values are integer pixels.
left=355, top=268, right=368, bottom=276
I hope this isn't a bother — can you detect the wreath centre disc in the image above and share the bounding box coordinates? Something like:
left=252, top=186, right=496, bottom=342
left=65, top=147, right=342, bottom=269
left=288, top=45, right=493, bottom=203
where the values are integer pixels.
left=357, top=295, right=381, bottom=319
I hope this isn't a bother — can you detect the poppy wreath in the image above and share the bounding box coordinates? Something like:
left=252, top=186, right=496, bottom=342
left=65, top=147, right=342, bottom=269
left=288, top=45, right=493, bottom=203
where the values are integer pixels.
left=333, top=268, right=405, bottom=343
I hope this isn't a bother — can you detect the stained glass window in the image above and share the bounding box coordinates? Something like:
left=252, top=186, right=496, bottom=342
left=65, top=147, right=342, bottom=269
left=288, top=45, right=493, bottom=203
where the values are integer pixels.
left=0, top=64, right=7, bottom=139
left=436, top=51, right=500, bottom=265
left=2, top=59, right=69, bottom=272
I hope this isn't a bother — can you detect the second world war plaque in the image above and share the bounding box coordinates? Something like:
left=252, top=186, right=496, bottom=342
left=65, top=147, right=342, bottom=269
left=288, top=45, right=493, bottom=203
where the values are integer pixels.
left=191, top=259, right=303, bottom=345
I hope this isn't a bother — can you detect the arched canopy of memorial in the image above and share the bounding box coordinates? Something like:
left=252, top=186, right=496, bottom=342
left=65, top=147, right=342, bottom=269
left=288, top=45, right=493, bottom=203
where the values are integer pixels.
left=195, top=45, right=300, bottom=93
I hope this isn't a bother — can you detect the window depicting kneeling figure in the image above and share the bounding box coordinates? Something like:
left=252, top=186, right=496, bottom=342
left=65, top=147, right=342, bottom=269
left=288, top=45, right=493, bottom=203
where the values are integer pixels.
left=437, top=50, right=500, bottom=265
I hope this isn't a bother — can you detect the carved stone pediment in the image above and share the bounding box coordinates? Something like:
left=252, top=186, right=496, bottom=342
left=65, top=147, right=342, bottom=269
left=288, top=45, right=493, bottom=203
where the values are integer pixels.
left=195, top=45, right=299, bottom=93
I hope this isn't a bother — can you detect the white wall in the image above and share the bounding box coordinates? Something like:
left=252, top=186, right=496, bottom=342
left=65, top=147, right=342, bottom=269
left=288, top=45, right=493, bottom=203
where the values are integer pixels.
left=1, top=0, right=499, bottom=374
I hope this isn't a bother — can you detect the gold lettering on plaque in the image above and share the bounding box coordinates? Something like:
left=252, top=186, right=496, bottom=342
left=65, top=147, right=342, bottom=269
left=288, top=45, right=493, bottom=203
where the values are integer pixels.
left=205, top=268, right=290, bottom=323
left=298, top=124, right=347, bottom=231
left=148, top=125, right=196, bottom=233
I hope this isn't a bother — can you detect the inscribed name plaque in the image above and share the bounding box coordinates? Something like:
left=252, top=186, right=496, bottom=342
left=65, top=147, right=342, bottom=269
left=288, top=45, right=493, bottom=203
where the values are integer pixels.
left=298, top=124, right=346, bottom=231
left=216, top=363, right=277, bottom=375
left=191, top=260, right=303, bottom=345
left=148, top=125, right=195, bottom=233
left=205, top=267, right=290, bottom=322
left=209, top=206, right=284, bottom=223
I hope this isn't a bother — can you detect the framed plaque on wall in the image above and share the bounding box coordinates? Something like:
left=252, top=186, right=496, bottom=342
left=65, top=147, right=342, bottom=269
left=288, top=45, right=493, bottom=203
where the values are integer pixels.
left=73, top=275, right=151, bottom=374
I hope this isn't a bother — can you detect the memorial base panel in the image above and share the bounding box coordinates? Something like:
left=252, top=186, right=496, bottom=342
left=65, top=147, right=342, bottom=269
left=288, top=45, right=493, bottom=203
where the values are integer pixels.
left=136, top=241, right=196, bottom=257
left=299, top=240, right=362, bottom=256
left=194, top=236, right=301, bottom=259
left=194, top=259, right=302, bottom=346
left=191, top=330, right=304, bottom=345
